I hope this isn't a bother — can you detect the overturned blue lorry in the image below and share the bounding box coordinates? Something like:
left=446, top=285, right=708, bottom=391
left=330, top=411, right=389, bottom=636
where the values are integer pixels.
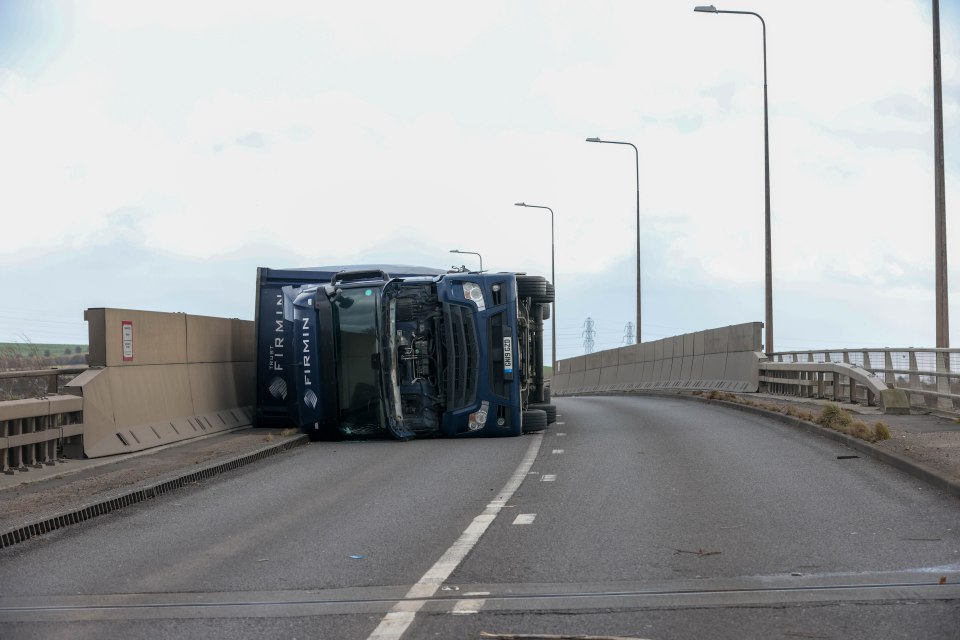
left=254, top=265, right=556, bottom=440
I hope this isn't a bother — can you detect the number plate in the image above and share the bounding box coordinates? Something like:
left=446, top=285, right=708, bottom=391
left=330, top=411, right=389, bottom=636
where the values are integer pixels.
left=502, top=336, right=513, bottom=374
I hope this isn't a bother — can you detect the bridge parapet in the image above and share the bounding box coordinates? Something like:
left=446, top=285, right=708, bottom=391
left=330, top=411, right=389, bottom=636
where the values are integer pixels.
left=769, top=348, right=960, bottom=415
left=552, top=322, right=763, bottom=396
left=67, top=309, right=254, bottom=458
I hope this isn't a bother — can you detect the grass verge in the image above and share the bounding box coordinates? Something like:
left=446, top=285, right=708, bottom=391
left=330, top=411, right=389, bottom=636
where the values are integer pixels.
left=695, top=391, right=892, bottom=444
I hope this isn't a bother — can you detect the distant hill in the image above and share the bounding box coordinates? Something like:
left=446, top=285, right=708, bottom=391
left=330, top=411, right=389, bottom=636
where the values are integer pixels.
left=0, top=343, right=89, bottom=370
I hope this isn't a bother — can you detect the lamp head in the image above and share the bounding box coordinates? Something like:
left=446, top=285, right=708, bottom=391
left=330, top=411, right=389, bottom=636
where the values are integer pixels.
left=694, top=5, right=718, bottom=12
left=514, top=202, right=526, bottom=207
left=585, top=137, right=601, bottom=143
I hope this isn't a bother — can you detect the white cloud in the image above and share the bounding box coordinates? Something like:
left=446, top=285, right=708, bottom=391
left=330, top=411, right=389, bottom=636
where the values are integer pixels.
left=0, top=0, right=958, bottom=352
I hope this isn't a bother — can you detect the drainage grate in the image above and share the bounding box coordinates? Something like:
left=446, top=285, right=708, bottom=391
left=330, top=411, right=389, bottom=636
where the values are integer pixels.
left=0, top=434, right=308, bottom=549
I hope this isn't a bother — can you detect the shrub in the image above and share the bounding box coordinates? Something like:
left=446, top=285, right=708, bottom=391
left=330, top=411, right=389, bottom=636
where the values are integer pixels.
left=874, top=422, right=891, bottom=441
left=849, top=419, right=872, bottom=441
left=817, top=404, right=853, bottom=431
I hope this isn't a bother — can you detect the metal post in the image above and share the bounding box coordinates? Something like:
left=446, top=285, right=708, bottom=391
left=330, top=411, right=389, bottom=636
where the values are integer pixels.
left=933, top=0, right=949, bottom=348
left=515, top=202, right=557, bottom=372
left=585, top=138, right=641, bottom=342
left=449, top=249, right=483, bottom=273
left=694, top=6, right=773, bottom=355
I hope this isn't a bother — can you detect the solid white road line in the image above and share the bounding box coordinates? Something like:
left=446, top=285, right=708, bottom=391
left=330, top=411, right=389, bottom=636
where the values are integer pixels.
left=366, top=432, right=544, bottom=640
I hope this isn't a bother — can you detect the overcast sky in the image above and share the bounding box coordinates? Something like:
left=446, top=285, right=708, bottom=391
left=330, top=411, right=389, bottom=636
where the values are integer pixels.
left=1, top=0, right=958, bottom=360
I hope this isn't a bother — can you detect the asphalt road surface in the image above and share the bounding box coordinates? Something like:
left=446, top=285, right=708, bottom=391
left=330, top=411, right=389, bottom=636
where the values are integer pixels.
left=1, top=395, right=958, bottom=639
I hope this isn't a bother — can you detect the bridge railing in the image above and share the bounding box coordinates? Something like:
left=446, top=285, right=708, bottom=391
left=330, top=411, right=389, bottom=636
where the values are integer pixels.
left=0, top=368, right=86, bottom=474
left=768, top=348, right=960, bottom=413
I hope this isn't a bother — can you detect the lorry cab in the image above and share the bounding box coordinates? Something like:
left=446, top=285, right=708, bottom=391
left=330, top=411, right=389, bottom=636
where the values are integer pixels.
left=255, top=265, right=553, bottom=441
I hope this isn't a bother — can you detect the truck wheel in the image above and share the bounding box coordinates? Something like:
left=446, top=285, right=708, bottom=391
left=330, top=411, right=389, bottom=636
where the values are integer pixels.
left=534, top=282, right=557, bottom=304
left=516, top=275, right=547, bottom=299
left=521, top=409, right=548, bottom=432
left=528, top=403, right=556, bottom=424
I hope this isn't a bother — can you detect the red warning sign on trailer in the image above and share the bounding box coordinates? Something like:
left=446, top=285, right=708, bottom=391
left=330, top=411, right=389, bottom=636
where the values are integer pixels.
left=122, top=320, right=133, bottom=361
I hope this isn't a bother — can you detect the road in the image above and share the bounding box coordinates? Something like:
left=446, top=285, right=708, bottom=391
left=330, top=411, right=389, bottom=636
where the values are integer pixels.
left=1, top=395, right=958, bottom=639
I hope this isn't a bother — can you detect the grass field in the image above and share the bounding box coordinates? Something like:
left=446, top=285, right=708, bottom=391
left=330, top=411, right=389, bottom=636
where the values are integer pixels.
left=0, top=343, right=88, bottom=356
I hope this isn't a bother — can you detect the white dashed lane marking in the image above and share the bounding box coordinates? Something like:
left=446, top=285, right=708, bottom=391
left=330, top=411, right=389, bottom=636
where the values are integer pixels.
left=513, top=513, right=536, bottom=525
left=366, top=434, right=543, bottom=640
left=541, top=474, right=557, bottom=482
left=552, top=449, right=564, bottom=454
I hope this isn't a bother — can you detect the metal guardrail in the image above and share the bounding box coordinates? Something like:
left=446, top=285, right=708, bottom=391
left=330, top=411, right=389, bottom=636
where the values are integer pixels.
left=769, top=348, right=960, bottom=413
left=760, top=360, right=889, bottom=409
left=0, top=367, right=87, bottom=399
left=0, top=368, right=86, bottom=474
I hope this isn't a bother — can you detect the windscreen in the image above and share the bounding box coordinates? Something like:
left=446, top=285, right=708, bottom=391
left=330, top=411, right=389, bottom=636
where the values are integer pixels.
left=333, top=287, right=385, bottom=434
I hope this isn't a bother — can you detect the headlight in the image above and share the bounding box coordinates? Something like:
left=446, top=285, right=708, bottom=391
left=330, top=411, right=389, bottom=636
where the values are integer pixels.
left=462, top=282, right=486, bottom=311
left=468, top=400, right=490, bottom=431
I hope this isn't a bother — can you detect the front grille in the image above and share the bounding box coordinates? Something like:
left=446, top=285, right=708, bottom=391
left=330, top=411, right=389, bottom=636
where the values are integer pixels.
left=444, top=304, right=479, bottom=409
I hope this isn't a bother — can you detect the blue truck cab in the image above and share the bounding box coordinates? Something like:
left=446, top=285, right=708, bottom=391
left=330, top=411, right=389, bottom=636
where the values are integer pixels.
left=254, top=265, right=553, bottom=440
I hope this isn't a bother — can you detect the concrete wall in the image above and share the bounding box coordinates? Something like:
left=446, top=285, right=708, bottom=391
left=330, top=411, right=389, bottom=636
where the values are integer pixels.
left=552, top=322, right=762, bottom=396
left=67, top=309, right=254, bottom=458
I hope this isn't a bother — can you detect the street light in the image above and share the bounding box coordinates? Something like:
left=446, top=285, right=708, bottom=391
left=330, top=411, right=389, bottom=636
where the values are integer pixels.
left=585, top=136, right=641, bottom=343
left=933, top=0, right=948, bottom=348
left=515, top=202, right=556, bottom=371
left=694, top=4, right=774, bottom=356
left=449, top=249, right=483, bottom=273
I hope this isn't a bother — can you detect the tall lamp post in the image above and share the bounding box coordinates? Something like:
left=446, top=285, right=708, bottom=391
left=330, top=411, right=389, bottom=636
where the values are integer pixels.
left=933, top=0, right=948, bottom=348
left=585, top=136, right=641, bottom=343
left=449, top=249, right=483, bottom=273
left=515, top=202, right=556, bottom=371
left=694, top=4, right=774, bottom=356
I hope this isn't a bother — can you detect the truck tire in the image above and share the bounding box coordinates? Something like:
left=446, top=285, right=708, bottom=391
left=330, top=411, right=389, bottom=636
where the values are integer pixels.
left=516, top=275, right=547, bottom=299
left=539, top=303, right=550, bottom=321
left=531, top=284, right=554, bottom=305
left=528, top=403, right=556, bottom=424
left=537, top=284, right=555, bottom=305
left=521, top=409, right=548, bottom=433
left=543, top=387, right=551, bottom=403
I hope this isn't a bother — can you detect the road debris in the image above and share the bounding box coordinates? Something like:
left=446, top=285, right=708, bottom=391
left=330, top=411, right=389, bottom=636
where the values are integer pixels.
left=673, top=548, right=721, bottom=557
left=348, top=554, right=366, bottom=560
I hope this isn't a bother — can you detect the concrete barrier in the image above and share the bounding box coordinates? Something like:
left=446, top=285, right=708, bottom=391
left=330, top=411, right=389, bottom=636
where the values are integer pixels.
left=66, top=309, right=254, bottom=458
left=553, top=322, right=763, bottom=396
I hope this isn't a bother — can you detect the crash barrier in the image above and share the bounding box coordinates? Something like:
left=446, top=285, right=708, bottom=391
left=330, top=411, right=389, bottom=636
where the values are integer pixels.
left=0, top=394, right=83, bottom=474
left=65, top=309, right=255, bottom=458
left=552, top=322, right=763, bottom=396
left=769, top=348, right=960, bottom=414
left=759, top=361, right=903, bottom=413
